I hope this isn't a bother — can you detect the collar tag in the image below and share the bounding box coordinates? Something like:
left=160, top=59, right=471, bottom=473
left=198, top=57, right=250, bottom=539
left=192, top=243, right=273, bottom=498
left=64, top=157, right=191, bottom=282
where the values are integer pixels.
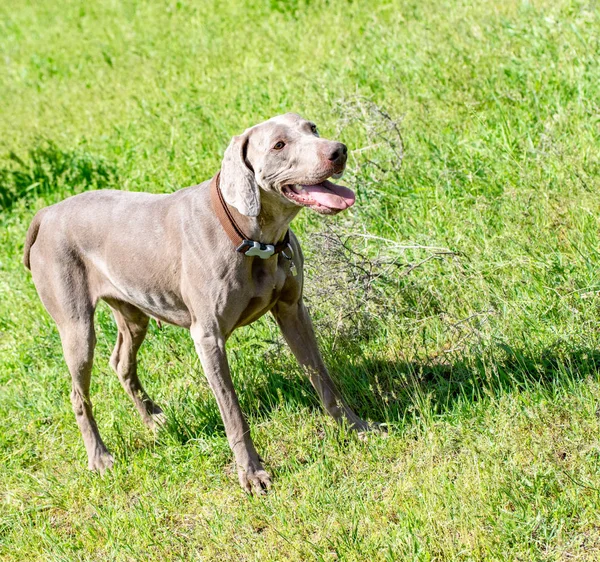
left=241, top=240, right=275, bottom=259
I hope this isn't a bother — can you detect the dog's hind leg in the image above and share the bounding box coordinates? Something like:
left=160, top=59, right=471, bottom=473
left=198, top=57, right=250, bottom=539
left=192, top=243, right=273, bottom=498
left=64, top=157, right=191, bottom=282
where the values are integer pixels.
left=32, top=258, right=113, bottom=472
left=61, top=317, right=115, bottom=472
left=107, top=300, right=164, bottom=429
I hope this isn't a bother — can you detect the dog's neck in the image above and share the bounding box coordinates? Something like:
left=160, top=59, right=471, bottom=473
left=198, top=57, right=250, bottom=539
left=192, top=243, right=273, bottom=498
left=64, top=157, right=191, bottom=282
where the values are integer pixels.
left=224, top=189, right=301, bottom=245
left=252, top=190, right=301, bottom=243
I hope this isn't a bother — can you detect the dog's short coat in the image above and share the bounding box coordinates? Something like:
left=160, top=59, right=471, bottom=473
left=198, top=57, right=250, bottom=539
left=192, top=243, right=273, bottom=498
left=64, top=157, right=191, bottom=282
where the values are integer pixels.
left=24, top=113, right=374, bottom=493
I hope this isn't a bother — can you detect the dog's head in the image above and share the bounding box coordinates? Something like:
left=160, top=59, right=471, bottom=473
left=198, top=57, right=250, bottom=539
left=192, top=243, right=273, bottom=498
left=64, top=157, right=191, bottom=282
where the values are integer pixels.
left=220, top=113, right=355, bottom=217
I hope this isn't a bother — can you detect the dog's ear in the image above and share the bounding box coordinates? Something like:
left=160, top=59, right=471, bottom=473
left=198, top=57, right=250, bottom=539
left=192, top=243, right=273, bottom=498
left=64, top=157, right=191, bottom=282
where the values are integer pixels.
left=220, top=132, right=260, bottom=217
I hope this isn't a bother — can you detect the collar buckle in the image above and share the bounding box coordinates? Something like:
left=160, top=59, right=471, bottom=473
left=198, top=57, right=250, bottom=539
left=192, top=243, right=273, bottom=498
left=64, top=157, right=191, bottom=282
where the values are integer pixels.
left=238, top=240, right=275, bottom=259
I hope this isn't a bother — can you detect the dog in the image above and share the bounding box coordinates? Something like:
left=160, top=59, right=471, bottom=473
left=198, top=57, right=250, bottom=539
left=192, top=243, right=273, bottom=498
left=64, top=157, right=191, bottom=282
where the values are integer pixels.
left=23, top=113, right=374, bottom=493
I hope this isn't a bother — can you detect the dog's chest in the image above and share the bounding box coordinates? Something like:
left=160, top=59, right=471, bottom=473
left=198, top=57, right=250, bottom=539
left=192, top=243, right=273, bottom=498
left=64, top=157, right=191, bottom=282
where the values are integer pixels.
left=253, top=259, right=288, bottom=301
left=235, top=260, right=287, bottom=326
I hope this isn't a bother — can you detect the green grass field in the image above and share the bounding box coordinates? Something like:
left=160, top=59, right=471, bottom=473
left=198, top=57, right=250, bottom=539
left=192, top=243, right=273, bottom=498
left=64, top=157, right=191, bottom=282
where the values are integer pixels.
left=2, top=0, right=600, bottom=559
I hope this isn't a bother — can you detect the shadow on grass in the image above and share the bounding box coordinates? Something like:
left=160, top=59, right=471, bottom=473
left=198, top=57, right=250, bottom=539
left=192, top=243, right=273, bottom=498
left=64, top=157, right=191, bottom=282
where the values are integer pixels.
left=335, top=344, right=600, bottom=423
left=160, top=339, right=600, bottom=444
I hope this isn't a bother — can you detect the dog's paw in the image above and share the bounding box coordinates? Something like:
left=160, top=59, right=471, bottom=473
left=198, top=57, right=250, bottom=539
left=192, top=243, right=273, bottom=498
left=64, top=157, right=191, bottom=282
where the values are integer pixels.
left=150, top=409, right=167, bottom=429
left=358, top=422, right=389, bottom=440
left=142, top=404, right=166, bottom=431
left=349, top=418, right=389, bottom=440
left=348, top=416, right=379, bottom=432
left=238, top=463, right=272, bottom=495
left=88, top=450, right=114, bottom=474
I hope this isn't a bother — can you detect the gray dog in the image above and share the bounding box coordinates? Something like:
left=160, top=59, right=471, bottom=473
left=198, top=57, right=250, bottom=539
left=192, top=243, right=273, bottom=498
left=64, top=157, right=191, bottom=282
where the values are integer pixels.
left=24, top=113, right=374, bottom=493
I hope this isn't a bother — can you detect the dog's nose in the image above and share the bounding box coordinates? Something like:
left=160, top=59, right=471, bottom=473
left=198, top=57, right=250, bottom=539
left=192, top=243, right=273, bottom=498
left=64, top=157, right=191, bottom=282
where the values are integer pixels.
left=327, top=143, right=348, bottom=164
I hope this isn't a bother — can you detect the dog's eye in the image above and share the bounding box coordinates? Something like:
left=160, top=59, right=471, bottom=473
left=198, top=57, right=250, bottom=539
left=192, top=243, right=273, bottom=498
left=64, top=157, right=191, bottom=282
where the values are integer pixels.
left=273, top=141, right=286, bottom=150
left=310, top=124, right=319, bottom=136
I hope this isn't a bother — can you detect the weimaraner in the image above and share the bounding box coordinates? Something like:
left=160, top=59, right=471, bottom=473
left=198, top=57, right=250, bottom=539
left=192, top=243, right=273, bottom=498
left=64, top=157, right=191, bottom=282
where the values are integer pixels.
left=23, top=113, right=374, bottom=493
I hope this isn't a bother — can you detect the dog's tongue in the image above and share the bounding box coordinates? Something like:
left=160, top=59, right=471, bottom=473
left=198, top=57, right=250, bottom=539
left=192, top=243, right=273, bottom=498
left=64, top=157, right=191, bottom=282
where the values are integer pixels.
left=300, top=180, right=355, bottom=210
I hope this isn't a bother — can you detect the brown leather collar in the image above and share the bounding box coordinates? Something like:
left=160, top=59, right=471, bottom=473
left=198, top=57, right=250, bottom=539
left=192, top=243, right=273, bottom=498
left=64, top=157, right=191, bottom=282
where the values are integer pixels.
left=210, top=172, right=291, bottom=259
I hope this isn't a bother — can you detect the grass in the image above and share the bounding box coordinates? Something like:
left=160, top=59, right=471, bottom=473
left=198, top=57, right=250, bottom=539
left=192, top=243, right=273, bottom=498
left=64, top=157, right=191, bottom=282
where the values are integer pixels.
left=1, top=0, right=600, bottom=559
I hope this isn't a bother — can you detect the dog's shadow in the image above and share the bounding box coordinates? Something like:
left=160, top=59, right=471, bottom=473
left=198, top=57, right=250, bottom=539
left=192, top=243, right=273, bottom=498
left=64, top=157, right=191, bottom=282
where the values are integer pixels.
left=159, top=338, right=600, bottom=444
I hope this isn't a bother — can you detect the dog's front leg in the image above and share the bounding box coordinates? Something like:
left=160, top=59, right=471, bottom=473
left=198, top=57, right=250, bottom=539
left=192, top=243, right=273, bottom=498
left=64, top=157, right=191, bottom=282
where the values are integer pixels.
left=190, top=324, right=271, bottom=494
left=273, top=299, right=372, bottom=431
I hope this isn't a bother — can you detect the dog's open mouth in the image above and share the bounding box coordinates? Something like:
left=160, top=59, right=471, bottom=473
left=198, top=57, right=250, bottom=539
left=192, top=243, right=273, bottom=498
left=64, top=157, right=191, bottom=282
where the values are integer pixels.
left=282, top=180, right=355, bottom=214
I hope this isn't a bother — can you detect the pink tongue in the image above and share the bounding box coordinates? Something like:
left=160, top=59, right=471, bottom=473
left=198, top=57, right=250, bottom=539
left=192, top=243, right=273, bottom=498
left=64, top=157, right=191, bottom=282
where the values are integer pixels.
left=301, top=180, right=356, bottom=210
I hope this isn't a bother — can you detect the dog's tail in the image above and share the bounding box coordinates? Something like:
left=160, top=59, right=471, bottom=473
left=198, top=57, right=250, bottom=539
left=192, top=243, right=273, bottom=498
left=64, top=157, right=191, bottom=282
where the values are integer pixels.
left=23, top=209, right=45, bottom=270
